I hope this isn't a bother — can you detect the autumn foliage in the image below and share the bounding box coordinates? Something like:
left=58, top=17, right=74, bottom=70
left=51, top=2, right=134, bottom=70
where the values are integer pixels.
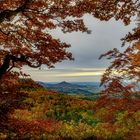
left=0, top=0, right=140, bottom=139
left=0, top=85, right=139, bottom=139
left=99, top=16, right=140, bottom=94
left=0, top=0, right=139, bottom=78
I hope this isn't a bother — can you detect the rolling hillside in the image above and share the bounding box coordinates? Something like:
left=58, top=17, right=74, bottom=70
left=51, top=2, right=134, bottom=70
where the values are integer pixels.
left=38, top=81, right=101, bottom=95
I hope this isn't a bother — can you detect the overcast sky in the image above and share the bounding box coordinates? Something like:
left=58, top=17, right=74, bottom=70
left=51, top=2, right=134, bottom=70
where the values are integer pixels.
left=23, top=15, right=136, bottom=82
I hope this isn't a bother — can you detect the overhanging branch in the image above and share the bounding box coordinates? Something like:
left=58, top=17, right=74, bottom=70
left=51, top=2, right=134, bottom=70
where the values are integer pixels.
left=0, top=54, right=41, bottom=79
left=0, top=0, right=30, bottom=23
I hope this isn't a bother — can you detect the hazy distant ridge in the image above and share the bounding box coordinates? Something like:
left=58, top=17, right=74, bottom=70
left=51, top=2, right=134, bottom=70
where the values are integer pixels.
left=37, top=81, right=101, bottom=95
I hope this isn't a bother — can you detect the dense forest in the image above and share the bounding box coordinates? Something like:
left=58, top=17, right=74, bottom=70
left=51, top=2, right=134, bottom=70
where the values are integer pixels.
left=0, top=0, right=140, bottom=139
left=0, top=79, right=139, bottom=139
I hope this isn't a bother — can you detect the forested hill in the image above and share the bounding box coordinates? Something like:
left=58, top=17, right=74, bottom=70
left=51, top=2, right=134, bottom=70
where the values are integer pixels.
left=0, top=78, right=140, bottom=139
left=38, top=81, right=101, bottom=95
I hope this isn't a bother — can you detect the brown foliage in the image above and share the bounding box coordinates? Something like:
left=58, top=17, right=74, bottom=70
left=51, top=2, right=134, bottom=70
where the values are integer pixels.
left=99, top=11, right=140, bottom=94
left=0, top=1, right=139, bottom=138
left=0, top=0, right=139, bottom=78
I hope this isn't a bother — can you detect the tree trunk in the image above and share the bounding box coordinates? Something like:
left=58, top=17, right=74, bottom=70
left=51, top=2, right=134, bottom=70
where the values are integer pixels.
left=0, top=55, right=11, bottom=79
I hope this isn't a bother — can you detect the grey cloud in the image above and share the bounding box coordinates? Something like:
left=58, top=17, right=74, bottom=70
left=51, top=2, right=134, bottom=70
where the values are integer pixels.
left=23, top=15, right=136, bottom=82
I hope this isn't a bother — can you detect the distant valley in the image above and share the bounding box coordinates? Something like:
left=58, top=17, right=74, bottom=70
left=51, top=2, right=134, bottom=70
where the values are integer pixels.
left=37, top=81, right=101, bottom=95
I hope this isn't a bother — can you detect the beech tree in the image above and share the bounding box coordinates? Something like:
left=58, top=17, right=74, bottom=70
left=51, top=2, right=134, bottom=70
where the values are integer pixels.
left=0, top=0, right=139, bottom=79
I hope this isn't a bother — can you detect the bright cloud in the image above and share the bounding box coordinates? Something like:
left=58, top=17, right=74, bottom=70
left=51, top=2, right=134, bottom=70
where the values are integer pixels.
left=54, top=71, right=104, bottom=77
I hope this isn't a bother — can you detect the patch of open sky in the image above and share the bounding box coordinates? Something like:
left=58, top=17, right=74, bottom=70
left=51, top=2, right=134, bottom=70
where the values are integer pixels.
left=23, top=14, right=136, bottom=82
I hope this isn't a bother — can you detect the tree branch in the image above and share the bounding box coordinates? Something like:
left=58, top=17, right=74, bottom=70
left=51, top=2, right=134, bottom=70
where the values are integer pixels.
left=0, top=54, right=41, bottom=79
left=0, top=0, right=30, bottom=23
